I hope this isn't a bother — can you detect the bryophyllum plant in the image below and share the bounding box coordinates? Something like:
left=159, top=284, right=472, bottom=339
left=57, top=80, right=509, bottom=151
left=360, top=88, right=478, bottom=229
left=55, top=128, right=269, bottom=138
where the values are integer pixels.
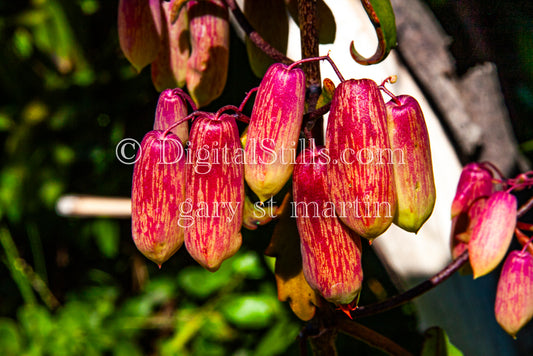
left=120, top=0, right=533, bottom=353
left=449, top=162, right=533, bottom=337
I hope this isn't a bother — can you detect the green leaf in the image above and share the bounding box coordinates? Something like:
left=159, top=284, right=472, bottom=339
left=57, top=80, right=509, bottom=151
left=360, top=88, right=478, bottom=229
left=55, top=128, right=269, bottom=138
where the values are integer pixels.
left=192, top=336, right=227, bottom=356
left=254, top=319, right=300, bottom=356
left=12, top=28, right=33, bottom=59
left=177, top=264, right=233, bottom=299
left=231, top=251, right=265, bottom=279
left=351, top=0, right=397, bottom=65
left=53, top=144, right=76, bottom=165
left=0, top=318, right=22, bottom=355
left=113, top=341, right=143, bottom=356
left=316, top=78, right=335, bottom=109
left=421, top=327, right=463, bottom=356
left=17, top=304, right=54, bottom=344
left=221, top=295, right=279, bottom=329
left=39, top=179, right=64, bottom=209
left=0, top=112, right=14, bottom=131
left=92, top=219, right=120, bottom=258
left=200, top=312, right=236, bottom=341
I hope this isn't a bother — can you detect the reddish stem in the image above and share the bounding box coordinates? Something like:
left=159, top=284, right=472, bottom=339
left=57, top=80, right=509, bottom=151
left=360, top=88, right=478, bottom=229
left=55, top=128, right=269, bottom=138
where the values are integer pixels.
left=518, top=195, right=533, bottom=218
left=223, top=0, right=292, bottom=64
left=378, top=78, right=401, bottom=105
left=215, top=105, right=250, bottom=124
left=518, top=230, right=533, bottom=254
left=336, top=319, right=413, bottom=356
left=163, top=111, right=203, bottom=136
left=349, top=250, right=469, bottom=319
left=506, top=181, right=533, bottom=194
left=287, top=54, right=345, bottom=82
left=215, top=105, right=240, bottom=119
left=172, top=88, right=197, bottom=112
left=238, top=87, right=258, bottom=112
left=517, top=221, right=533, bottom=231
left=480, top=161, right=506, bottom=180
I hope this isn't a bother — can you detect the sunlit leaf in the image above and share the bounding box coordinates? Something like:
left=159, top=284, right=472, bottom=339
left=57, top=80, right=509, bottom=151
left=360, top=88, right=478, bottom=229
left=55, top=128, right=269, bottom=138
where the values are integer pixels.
left=177, top=264, right=233, bottom=299
left=199, top=312, right=236, bottom=341
left=231, top=250, right=265, bottom=279
left=12, top=28, right=33, bottom=59
left=221, top=294, right=279, bottom=329
left=350, top=0, right=397, bottom=65
left=421, top=327, right=463, bottom=356
left=265, top=192, right=319, bottom=321
left=316, top=78, right=335, bottom=109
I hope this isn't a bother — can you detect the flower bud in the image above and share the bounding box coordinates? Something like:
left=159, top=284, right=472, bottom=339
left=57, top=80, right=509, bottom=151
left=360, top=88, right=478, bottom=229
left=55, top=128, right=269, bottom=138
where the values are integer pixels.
left=293, top=146, right=363, bottom=305
left=184, top=113, right=244, bottom=271
left=153, top=89, right=189, bottom=144
left=325, top=79, right=396, bottom=240
left=386, top=95, right=435, bottom=233
left=469, top=191, right=517, bottom=278
left=451, top=163, right=493, bottom=218
left=495, top=250, right=533, bottom=338
left=450, top=197, right=486, bottom=261
left=151, top=0, right=190, bottom=90
left=131, top=130, right=185, bottom=267
left=186, top=0, right=230, bottom=107
left=245, top=63, right=305, bottom=202
left=118, top=0, right=162, bottom=72
left=242, top=196, right=277, bottom=230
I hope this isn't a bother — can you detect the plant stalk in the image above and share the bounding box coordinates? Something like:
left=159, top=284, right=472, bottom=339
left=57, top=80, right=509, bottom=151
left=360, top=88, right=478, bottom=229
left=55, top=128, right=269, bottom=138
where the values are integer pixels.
left=336, top=319, right=413, bottom=356
left=223, top=0, right=292, bottom=64
left=350, top=250, right=469, bottom=319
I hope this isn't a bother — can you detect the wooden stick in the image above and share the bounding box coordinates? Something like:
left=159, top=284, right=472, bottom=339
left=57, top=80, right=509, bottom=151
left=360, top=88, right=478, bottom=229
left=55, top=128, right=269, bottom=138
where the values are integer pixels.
left=56, top=195, right=131, bottom=218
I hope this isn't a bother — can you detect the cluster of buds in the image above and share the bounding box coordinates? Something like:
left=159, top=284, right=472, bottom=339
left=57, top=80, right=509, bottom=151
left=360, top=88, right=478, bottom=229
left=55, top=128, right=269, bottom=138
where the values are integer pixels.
left=130, top=58, right=436, bottom=316
left=450, top=163, right=533, bottom=337
left=132, top=88, right=243, bottom=271
left=292, top=73, right=435, bottom=312
left=118, top=0, right=229, bottom=107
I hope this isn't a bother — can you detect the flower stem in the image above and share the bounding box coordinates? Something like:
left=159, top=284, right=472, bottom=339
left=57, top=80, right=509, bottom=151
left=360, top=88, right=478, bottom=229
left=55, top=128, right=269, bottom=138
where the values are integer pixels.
left=163, top=111, right=202, bottom=137
left=288, top=54, right=345, bottom=83
left=171, top=88, right=197, bottom=112
left=238, top=87, right=258, bottom=112
left=480, top=161, right=506, bottom=180
left=336, top=319, right=413, bottom=356
left=0, top=227, right=37, bottom=305
left=378, top=76, right=401, bottom=105
left=521, top=238, right=533, bottom=255
left=349, top=250, right=469, bottom=319
left=223, top=0, right=292, bottom=64
left=518, top=195, right=533, bottom=218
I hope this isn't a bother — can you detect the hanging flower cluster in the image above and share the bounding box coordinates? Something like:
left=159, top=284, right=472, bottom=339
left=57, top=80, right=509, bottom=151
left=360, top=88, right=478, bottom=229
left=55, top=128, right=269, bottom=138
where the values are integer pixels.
left=450, top=163, right=533, bottom=337
left=118, top=0, right=229, bottom=107
left=130, top=57, right=436, bottom=317
left=119, top=0, right=533, bottom=342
